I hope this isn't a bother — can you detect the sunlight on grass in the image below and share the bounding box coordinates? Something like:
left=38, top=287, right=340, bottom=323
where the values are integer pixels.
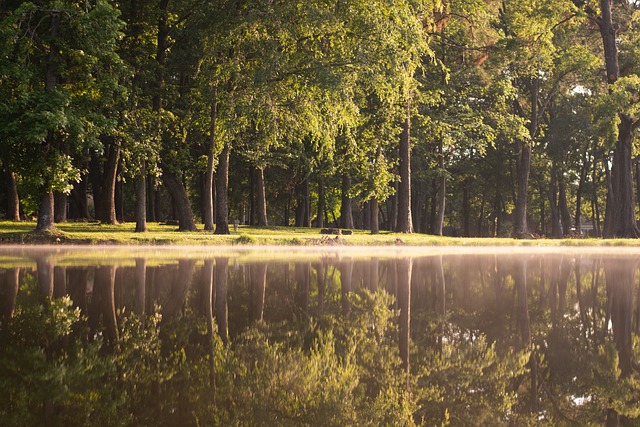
left=2, top=220, right=640, bottom=247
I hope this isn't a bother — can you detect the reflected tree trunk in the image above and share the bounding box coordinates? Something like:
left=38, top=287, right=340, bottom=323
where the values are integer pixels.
left=366, top=258, right=379, bottom=291
left=397, top=258, right=412, bottom=378
left=202, top=259, right=216, bottom=385
left=251, top=263, right=267, bottom=322
left=162, top=260, right=196, bottom=317
left=315, top=263, right=326, bottom=315
left=514, top=258, right=538, bottom=413
left=37, top=257, right=54, bottom=299
left=215, top=257, right=229, bottom=344
left=53, top=266, right=66, bottom=299
left=93, top=265, right=119, bottom=349
left=0, top=268, right=20, bottom=320
left=135, top=259, right=146, bottom=315
left=604, top=258, right=635, bottom=379
left=338, top=260, right=354, bottom=316
left=295, top=262, right=310, bottom=314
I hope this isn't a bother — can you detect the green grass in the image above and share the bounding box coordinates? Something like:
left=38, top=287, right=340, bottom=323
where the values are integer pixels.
left=1, top=220, right=640, bottom=246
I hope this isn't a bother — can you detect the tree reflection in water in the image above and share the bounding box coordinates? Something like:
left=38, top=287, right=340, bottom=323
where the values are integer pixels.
left=0, top=249, right=639, bottom=426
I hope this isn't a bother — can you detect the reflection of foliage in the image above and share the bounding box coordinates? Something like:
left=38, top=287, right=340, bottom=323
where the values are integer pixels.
left=413, top=331, right=530, bottom=426
left=0, top=287, right=414, bottom=426
left=220, top=289, right=415, bottom=426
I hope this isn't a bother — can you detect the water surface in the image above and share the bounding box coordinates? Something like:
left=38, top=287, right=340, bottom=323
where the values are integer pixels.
left=1, top=246, right=639, bottom=426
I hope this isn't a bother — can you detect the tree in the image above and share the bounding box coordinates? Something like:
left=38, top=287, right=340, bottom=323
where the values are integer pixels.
left=0, top=1, right=126, bottom=232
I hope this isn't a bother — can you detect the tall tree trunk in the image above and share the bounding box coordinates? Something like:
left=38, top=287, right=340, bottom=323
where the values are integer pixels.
left=607, top=118, right=639, bottom=237
left=462, top=179, right=470, bottom=237
left=514, top=145, right=532, bottom=238
left=396, top=99, right=413, bottom=233
left=146, top=176, right=155, bottom=222
left=514, top=77, right=539, bottom=238
left=115, top=180, right=124, bottom=223
left=434, top=141, right=446, bottom=236
left=580, top=0, right=640, bottom=237
left=340, top=174, right=354, bottom=229
left=54, top=192, right=67, bottom=223
left=255, top=167, right=268, bottom=226
left=5, top=168, right=20, bottom=221
left=388, top=180, right=398, bottom=231
left=429, top=179, right=438, bottom=234
left=317, top=176, right=325, bottom=228
left=362, top=200, right=370, bottom=230
left=37, top=192, right=55, bottom=232
left=96, top=138, right=120, bottom=224
left=370, top=199, right=379, bottom=234
left=135, top=162, right=147, bottom=232
left=204, top=99, right=217, bottom=231
left=575, top=158, right=589, bottom=231
left=548, top=165, right=562, bottom=238
left=215, top=141, right=230, bottom=234
left=592, top=156, right=602, bottom=236
left=558, top=170, right=572, bottom=235
left=162, top=168, right=197, bottom=231
left=36, top=11, right=60, bottom=232
left=71, top=175, right=90, bottom=220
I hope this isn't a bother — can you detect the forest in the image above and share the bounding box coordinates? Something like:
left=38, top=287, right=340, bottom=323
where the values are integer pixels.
left=2, top=0, right=640, bottom=238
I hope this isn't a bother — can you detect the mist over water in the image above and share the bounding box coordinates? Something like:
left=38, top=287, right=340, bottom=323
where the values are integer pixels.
left=1, top=246, right=639, bottom=425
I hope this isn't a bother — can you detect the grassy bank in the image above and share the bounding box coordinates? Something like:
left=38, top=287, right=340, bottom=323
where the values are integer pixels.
left=2, top=220, right=640, bottom=246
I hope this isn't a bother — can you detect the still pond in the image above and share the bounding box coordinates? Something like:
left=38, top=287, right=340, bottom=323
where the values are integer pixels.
left=1, top=246, right=639, bottom=426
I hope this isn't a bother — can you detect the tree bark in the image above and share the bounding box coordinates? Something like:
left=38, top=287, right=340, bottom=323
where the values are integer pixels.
left=251, top=263, right=267, bottom=322
left=36, top=11, right=60, bottom=232
left=434, top=141, right=446, bottom=236
left=54, top=192, right=67, bottom=223
left=549, top=165, right=562, bottom=238
left=215, top=257, right=229, bottom=344
left=396, top=99, right=413, bottom=233
left=558, top=171, right=572, bottom=235
left=388, top=180, right=398, bottom=231
left=37, top=192, right=55, bottom=232
left=370, top=199, right=379, bottom=234
left=317, top=176, right=325, bottom=228
left=462, top=179, right=470, bottom=237
left=575, top=157, right=589, bottom=231
left=70, top=174, right=90, bottom=220
left=255, top=167, right=268, bottom=226
left=215, top=141, right=230, bottom=234
left=584, top=0, right=640, bottom=237
left=96, top=138, right=120, bottom=224
left=135, top=162, right=147, bottom=232
left=5, top=168, right=20, bottom=221
left=204, top=99, right=217, bottom=231
left=397, top=258, right=412, bottom=377
left=340, top=174, right=354, bottom=229
left=606, top=117, right=639, bottom=237
left=161, top=167, right=197, bottom=231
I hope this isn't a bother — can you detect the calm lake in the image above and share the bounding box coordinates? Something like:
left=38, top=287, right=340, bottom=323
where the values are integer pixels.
left=1, top=245, right=639, bottom=426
